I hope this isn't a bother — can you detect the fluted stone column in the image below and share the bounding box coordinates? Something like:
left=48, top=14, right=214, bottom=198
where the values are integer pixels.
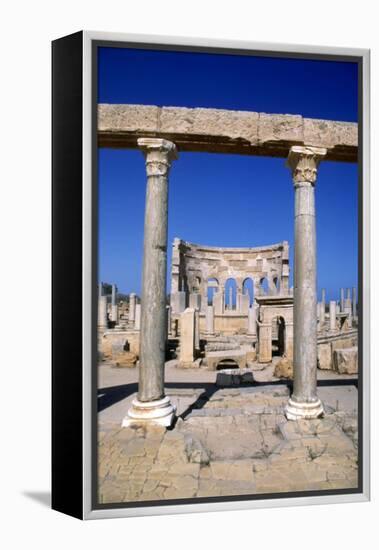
left=123, top=138, right=177, bottom=428
left=285, top=146, right=326, bottom=421
left=129, top=292, right=136, bottom=323
left=228, top=287, right=233, bottom=310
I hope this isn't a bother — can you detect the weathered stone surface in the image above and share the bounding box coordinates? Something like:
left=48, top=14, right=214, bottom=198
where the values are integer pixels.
left=274, top=357, right=293, bottom=379
left=98, top=104, right=159, bottom=133
left=304, top=118, right=358, bottom=150
left=259, top=113, right=303, bottom=144
left=99, top=385, right=358, bottom=503
left=98, top=104, right=358, bottom=162
left=160, top=106, right=259, bottom=144
left=114, top=351, right=137, bottom=368
left=317, top=342, right=332, bottom=370
left=333, top=347, right=358, bottom=374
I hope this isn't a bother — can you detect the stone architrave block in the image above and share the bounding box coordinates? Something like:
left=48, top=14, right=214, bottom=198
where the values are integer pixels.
left=259, top=113, right=304, bottom=144
left=160, top=106, right=259, bottom=145
left=304, top=118, right=358, bottom=150
left=98, top=104, right=159, bottom=133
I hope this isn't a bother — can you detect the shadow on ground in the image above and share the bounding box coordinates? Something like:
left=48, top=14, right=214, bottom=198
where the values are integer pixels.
left=97, top=377, right=357, bottom=413
left=22, top=491, right=51, bottom=508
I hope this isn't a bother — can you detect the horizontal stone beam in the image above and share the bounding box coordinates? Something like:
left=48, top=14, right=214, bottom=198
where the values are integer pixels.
left=98, top=104, right=358, bottom=162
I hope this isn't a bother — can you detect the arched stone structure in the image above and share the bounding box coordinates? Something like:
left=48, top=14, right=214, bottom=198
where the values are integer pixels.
left=170, top=239, right=290, bottom=315
left=255, top=295, right=294, bottom=363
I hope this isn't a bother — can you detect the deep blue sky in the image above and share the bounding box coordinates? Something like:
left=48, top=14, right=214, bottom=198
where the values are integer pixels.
left=98, top=47, right=358, bottom=301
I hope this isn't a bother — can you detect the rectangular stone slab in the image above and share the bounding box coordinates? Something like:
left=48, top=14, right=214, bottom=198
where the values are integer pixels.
left=98, top=104, right=358, bottom=162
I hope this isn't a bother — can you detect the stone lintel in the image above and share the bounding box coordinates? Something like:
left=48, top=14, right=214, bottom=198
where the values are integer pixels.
left=98, top=104, right=358, bottom=162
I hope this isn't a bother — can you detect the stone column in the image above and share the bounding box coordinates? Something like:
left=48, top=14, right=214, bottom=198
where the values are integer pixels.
left=171, top=290, right=186, bottom=314
left=111, top=284, right=118, bottom=324
left=189, top=293, right=201, bottom=310
left=352, top=286, right=357, bottom=319
left=284, top=321, right=294, bottom=361
left=166, top=305, right=171, bottom=338
left=247, top=304, right=257, bottom=336
left=258, top=321, right=272, bottom=363
left=206, top=304, right=215, bottom=336
left=98, top=295, right=108, bottom=330
left=129, top=292, right=136, bottom=323
left=321, top=288, right=326, bottom=305
left=194, top=308, right=200, bottom=351
left=179, top=308, right=196, bottom=365
left=344, top=297, right=353, bottom=329
left=329, top=300, right=337, bottom=331
left=134, top=303, right=141, bottom=330
left=285, top=146, right=326, bottom=421
left=340, top=288, right=345, bottom=311
left=240, top=293, right=250, bottom=314
left=228, top=287, right=233, bottom=310
left=123, top=138, right=177, bottom=428
left=213, top=285, right=224, bottom=315
left=319, top=300, right=325, bottom=327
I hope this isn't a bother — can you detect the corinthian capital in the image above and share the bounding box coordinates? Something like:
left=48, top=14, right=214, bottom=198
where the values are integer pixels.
left=287, top=146, right=327, bottom=185
left=138, top=138, right=178, bottom=177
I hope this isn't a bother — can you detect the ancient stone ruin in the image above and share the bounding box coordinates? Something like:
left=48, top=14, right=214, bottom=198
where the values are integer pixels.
left=96, top=104, right=358, bottom=428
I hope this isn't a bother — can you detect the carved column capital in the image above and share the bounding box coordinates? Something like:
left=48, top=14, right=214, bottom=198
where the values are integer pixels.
left=286, top=146, right=327, bottom=186
left=137, top=138, right=178, bottom=177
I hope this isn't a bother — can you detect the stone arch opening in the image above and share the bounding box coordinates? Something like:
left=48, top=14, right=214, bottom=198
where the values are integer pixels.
left=207, top=277, right=219, bottom=305
left=273, top=276, right=280, bottom=294
left=216, top=358, right=239, bottom=370
left=224, top=278, right=237, bottom=311
left=242, top=277, right=254, bottom=305
left=191, top=276, right=201, bottom=293
left=273, top=316, right=286, bottom=357
left=259, top=277, right=269, bottom=295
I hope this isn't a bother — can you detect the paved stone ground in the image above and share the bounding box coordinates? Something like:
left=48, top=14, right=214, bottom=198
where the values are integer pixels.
left=98, top=362, right=358, bottom=504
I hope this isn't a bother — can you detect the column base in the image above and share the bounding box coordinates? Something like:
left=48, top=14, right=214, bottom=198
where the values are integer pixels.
left=285, top=396, right=324, bottom=421
left=122, top=396, right=176, bottom=428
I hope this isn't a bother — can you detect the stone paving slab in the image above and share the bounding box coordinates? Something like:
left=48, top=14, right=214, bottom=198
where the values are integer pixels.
left=98, top=384, right=358, bottom=504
